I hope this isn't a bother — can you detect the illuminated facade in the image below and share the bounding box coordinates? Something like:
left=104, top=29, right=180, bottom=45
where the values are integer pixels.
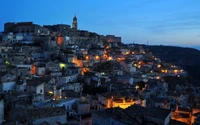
left=57, top=35, right=64, bottom=45
left=103, top=35, right=121, bottom=43
left=103, top=53, right=108, bottom=60
left=82, top=67, right=90, bottom=75
left=31, top=65, right=36, bottom=75
left=72, top=58, right=83, bottom=67
left=109, top=98, right=135, bottom=109
left=172, top=106, right=192, bottom=124
left=98, top=93, right=145, bottom=110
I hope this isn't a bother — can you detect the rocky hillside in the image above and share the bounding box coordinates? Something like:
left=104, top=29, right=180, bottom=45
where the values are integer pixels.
left=142, top=45, right=200, bottom=84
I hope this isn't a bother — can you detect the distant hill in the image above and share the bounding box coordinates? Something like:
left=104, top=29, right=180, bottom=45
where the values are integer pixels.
left=142, top=45, right=200, bottom=83
left=191, top=46, right=200, bottom=51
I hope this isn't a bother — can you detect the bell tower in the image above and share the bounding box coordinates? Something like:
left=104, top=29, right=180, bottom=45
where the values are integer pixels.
left=72, top=14, right=78, bottom=30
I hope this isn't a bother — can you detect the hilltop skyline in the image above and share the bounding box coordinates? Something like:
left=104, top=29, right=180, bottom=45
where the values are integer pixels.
left=1, top=0, right=200, bottom=48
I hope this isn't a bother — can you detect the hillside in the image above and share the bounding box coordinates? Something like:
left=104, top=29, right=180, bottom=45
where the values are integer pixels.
left=142, top=45, right=200, bottom=84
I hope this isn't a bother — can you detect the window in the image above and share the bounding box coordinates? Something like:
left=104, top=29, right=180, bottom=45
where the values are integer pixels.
left=40, top=89, right=42, bottom=93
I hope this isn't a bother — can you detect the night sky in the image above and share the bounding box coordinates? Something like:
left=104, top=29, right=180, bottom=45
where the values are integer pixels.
left=1, top=0, right=200, bottom=48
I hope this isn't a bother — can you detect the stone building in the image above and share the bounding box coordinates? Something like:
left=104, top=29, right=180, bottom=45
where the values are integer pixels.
left=4, top=22, right=49, bottom=34
left=72, top=15, right=78, bottom=30
left=43, top=24, right=71, bottom=33
left=103, top=35, right=121, bottom=43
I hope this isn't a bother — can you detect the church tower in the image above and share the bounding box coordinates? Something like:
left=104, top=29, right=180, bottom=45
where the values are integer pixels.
left=72, top=15, right=78, bottom=30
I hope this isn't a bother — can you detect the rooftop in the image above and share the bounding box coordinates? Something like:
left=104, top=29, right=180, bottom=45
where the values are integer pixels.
left=23, top=107, right=65, bottom=119
left=125, top=104, right=171, bottom=120
left=45, top=98, right=75, bottom=105
left=26, top=77, right=51, bottom=86
left=93, top=107, right=139, bottom=125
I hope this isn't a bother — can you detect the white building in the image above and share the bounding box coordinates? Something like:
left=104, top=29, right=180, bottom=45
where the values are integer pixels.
left=2, top=33, right=24, bottom=42
left=1, top=81, right=16, bottom=92
left=36, top=67, right=46, bottom=76
left=26, top=79, right=45, bottom=95
left=59, top=73, right=78, bottom=85
left=45, top=98, right=77, bottom=116
left=62, top=82, right=83, bottom=93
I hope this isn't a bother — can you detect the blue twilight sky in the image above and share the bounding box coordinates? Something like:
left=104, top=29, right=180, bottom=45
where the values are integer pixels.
left=1, top=0, right=200, bottom=48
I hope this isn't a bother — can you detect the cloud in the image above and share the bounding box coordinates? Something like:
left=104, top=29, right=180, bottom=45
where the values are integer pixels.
left=144, top=11, right=200, bottom=35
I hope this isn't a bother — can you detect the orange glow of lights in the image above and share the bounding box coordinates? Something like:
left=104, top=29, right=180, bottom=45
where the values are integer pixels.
left=132, top=52, right=135, bottom=54
left=117, top=57, right=125, bottom=61
left=82, top=68, right=89, bottom=75
left=106, top=46, right=110, bottom=49
left=95, top=55, right=100, bottom=60
left=157, top=64, right=161, bottom=68
left=125, top=52, right=130, bottom=55
left=148, top=62, right=152, bottom=64
left=72, top=58, right=83, bottom=67
left=31, top=65, right=36, bottom=75
left=174, top=69, right=178, bottom=74
left=108, top=56, right=113, bottom=61
left=85, top=55, right=90, bottom=60
left=57, top=36, right=64, bottom=45
left=107, top=38, right=112, bottom=42
left=156, top=76, right=160, bottom=79
left=48, top=91, right=53, bottom=94
left=103, top=54, right=108, bottom=59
